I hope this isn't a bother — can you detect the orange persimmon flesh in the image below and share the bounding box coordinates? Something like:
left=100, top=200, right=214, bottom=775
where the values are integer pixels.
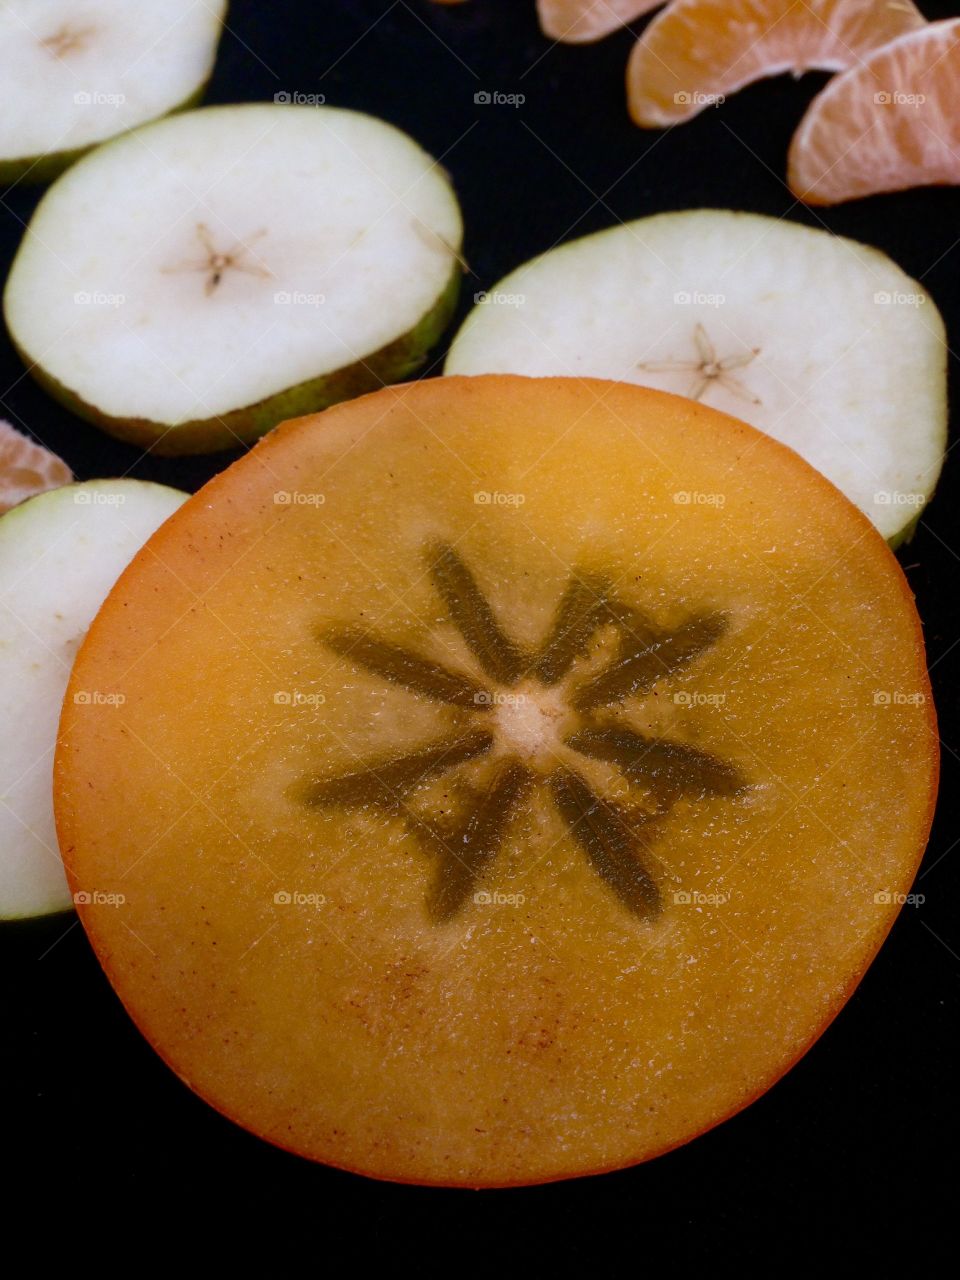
left=56, top=375, right=937, bottom=1186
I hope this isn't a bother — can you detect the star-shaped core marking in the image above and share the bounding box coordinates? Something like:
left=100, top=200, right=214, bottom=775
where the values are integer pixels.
left=162, top=223, right=271, bottom=296
left=639, top=323, right=761, bottom=405
left=299, top=542, right=746, bottom=923
left=40, top=24, right=96, bottom=57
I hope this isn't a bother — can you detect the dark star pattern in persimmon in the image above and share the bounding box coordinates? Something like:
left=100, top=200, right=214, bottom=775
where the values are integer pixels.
left=301, top=542, right=746, bottom=921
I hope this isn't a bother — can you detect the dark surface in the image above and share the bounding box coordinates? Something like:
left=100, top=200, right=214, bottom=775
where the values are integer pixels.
left=2, top=0, right=956, bottom=1256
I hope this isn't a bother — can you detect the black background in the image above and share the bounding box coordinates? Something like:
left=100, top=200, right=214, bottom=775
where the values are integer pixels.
left=2, top=0, right=956, bottom=1258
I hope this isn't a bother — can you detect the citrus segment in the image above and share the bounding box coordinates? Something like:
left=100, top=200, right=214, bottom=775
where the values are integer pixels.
left=789, top=18, right=960, bottom=203
left=627, top=0, right=926, bottom=126
left=0, top=419, right=72, bottom=513
left=538, top=0, right=664, bottom=43
left=56, top=376, right=937, bottom=1185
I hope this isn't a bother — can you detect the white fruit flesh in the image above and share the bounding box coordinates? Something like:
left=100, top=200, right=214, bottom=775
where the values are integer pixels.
left=0, top=480, right=185, bottom=919
left=445, top=210, right=946, bottom=544
left=0, top=0, right=225, bottom=174
left=3, top=104, right=463, bottom=449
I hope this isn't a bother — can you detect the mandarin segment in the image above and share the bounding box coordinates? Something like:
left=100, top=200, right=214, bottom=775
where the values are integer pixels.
left=0, top=419, right=72, bottom=514
left=788, top=18, right=960, bottom=204
left=55, top=376, right=937, bottom=1186
left=626, top=0, right=926, bottom=127
left=538, top=0, right=665, bottom=43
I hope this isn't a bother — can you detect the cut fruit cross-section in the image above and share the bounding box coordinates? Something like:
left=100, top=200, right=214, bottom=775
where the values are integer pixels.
left=789, top=18, right=960, bottom=204
left=444, top=209, right=946, bottom=545
left=626, top=0, right=926, bottom=127
left=56, top=376, right=937, bottom=1186
left=3, top=103, right=463, bottom=454
left=0, top=479, right=185, bottom=920
left=0, top=0, right=226, bottom=184
left=538, top=0, right=665, bottom=43
left=0, top=419, right=72, bottom=514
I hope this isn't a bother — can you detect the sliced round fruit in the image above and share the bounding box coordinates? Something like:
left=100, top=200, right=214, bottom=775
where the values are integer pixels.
left=0, top=479, right=185, bottom=920
left=445, top=209, right=945, bottom=544
left=56, top=376, right=937, bottom=1186
left=788, top=19, right=960, bottom=204
left=0, top=419, right=72, bottom=514
left=626, top=0, right=925, bottom=127
left=538, top=0, right=664, bottom=43
left=0, top=0, right=226, bottom=185
left=3, top=104, right=463, bottom=456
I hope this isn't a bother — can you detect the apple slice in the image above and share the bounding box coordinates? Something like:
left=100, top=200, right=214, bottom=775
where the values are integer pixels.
left=0, top=479, right=185, bottom=920
left=4, top=104, right=464, bottom=455
left=445, top=209, right=946, bottom=545
left=0, top=0, right=226, bottom=185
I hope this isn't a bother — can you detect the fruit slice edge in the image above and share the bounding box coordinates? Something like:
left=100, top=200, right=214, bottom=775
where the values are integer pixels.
left=3, top=103, right=463, bottom=454
left=444, top=208, right=946, bottom=545
left=56, top=375, right=938, bottom=1185
left=538, top=0, right=665, bottom=44
left=788, top=18, right=960, bottom=205
left=0, top=0, right=226, bottom=184
left=626, top=0, right=925, bottom=127
left=1, top=479, right=186, bottom=919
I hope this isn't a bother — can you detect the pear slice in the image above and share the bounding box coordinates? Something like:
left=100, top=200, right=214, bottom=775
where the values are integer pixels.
left=0, top=0, right=227, bottom=185
left=445, top=209, right=946, bottom=545
left=4, top=104, right=464, bottom=455
left=0, top=479, right=185, bottom=920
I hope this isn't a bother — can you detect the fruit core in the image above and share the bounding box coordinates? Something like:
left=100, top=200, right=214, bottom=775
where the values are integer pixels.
left=41, top=24, right=96, bottom=57
left=492, top=682, right=570, bottom=766
left=301, top=540, right=746, bottom=924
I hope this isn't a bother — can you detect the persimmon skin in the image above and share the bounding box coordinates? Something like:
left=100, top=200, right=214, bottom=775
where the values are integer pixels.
left=56, top=376, right=938, bottom=1187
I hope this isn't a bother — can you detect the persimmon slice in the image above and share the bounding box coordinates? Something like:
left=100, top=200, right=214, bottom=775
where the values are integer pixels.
left=55, top=376, right=937, bottom=1186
